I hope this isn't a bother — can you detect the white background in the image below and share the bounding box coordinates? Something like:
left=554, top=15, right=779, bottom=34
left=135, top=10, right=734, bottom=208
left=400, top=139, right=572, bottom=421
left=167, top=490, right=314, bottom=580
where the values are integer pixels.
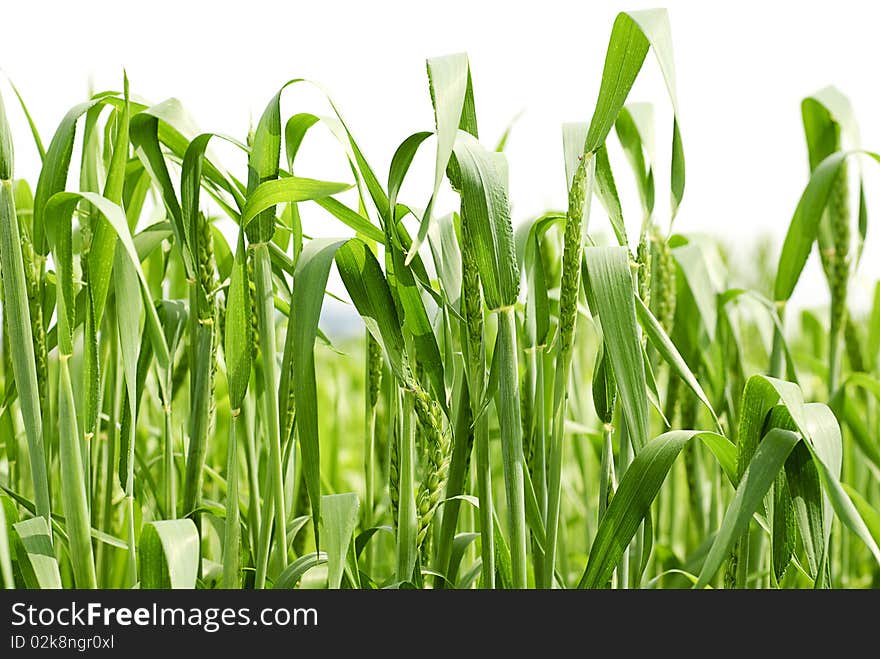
left=3, top=0, right=880, bottom=316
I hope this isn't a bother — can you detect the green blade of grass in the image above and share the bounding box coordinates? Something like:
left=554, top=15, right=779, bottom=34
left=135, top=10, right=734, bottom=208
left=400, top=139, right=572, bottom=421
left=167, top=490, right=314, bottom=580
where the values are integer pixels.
left=13, top=517, right=61, bottom=589
left=635, top=294, right=719, bottom=430
left=273, top=552, right=328, bottom=589
left=774, top=150, right=880, bottom=303
left=0, top=92, right=51, bottom=527
left=289, top=237, right=349, bottom=549
left=139, top=520, right=199, bottom=589
left=7, top=80, right=45, bottom=161
left=0, top=498, right=13, bottom=588
left=697, top=429, right=800, bottom=588
left=240, top=177, right=352, bottom=229
left=225, top=231, right=252, bottom=410
left=113, top=243, right=142, bottom=585
left=615, top=103, right=656, bottom=216
left=584, top=10, right=684, bottom=218
left=321, top=493, right=359, bottom=589
left=785, top=441, right=827, bottom=583
left=451, top=131, right=519, bottom=311
left=88, top=76, right=131, bottom=325
left=842, top=484, right=880, bottom=549
left=335, top=239, right=409, bottom=383
left=46, top=191, right=170, bottom=368
left=584, top=246, right=649, bottom=450
left=32, top=93, right=118, bottom=255
left=57, top=355, right=97, bottom=588
left=577, top=430, right=734, bottom=588
left=384, top=133, right=449, bottom=403
left=405, top=53, right=470, bottom=264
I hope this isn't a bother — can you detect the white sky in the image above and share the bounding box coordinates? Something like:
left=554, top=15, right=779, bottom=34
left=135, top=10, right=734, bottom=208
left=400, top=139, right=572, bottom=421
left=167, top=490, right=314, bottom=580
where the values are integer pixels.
left=3, top=0, right=880, bottom=316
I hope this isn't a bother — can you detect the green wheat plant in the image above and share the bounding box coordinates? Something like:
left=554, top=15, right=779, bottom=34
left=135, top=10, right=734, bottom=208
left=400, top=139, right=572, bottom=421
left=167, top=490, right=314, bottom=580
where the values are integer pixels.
left=0, top=8, right=879, bottom=591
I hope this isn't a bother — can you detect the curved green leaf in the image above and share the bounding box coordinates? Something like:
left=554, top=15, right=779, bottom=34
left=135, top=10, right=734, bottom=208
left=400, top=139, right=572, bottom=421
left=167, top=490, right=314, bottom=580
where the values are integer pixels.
left=289, top=237, right=349, bottom=547
left=274, top=552, right=328, bottom=589
left=635, top=294, right=719, bottom=430
left=13, top=517, right=61, bottom=589
left=241, top=177, right=352, bottom=231
left=138, top=520, right=199, bottom=589
left=321, top=493, right=359, bottom=589
left=452, top=131, right=519, bottom=310
left=697, top=429, right=800, bottom=588
left=577, top=430, right=734, bottom=588
left=46, top=191, right=170, bottom=368
left=584, top=246, right=649, bottom=450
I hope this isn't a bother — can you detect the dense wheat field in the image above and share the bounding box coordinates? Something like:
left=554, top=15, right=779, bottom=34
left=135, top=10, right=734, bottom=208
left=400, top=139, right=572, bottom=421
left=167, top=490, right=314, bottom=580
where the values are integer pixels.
left=0, top=8, right=878, bottom=590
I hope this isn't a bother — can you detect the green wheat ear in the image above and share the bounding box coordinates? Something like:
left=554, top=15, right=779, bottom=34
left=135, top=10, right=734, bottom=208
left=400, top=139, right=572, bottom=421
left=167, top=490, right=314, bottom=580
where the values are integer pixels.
left=651, top=232, right=676, bottom=334
left=636, top=231, right=651, bottom=308
left=413, top=383, right=451, bottom=553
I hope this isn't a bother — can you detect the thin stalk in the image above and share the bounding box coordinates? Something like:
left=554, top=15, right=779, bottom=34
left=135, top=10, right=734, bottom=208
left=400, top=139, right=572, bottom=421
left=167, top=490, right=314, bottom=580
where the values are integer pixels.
left=97, top=326, right=119, bottom=586
left=362, top=350, right=376, bottom=574
left=156, top=352, right=176, bottom=519
left=253, top=242, right=287, bottom=572
left=473, top=380, right=494, bottom=588
left=387, top=367, right=400, bottom=534
left=769, top=304, right=786, bottom=379
left=58, top=354, right=97, bottom=588
left=364, top=332, right=380, bottom=538
left=124, top=420, right=137, bottom=586
left=223, top=410, right=241, bottom=587
left=182, top=290, right=213, bottom=515
left=242, top=395, right=261, bottom=573
left=734, top=527, right=751, bottom=589
left=496, top=306, right=528, bottom=588
left=531, top=350, right=548, bottom=517
left=254, top=405, right=274, bottom=589
left=598, top=424, right=615, bottom=524
left=434, top=365, right=475, bottom=586
left=617, top=418, right=633, bottom=588
left=163, top=395, right=175, bottom=519
left=527, top=347, right=546, bottom=586
left=396, top=390, right=417, bottom=582
left=828, top=323, right=842, bottom=395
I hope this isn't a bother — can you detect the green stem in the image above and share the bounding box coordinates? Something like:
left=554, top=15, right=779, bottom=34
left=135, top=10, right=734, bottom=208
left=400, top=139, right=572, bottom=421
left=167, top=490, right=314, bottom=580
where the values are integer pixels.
left=253, top=243, right=288, bottom=572
left=98, top=330, right=119, bottom=586
left=158, top=362, right=175, bottom=520
left=223, top=411, right=241, bottom=587
left=617, top=418, right=633, bottom=589
left=598, top=424, right=615, bottom=524
left=828, top=313, right=841, bottom=395
left=182, top=292, right=213, bottom=516
left=163, top=400, right=175, bottom=520
left=528, top=347, right=547, bottom=586
left=242, top=396, right=261, bottom=562
left=496, top=306, right=528, bottom=588
left=435, top=366, right=475, bottom=587
left=474, top=398, right=494, bottom=588
left=58, top=355, right=97, bottom=588
left=769, top=304, right=786, bottom=380
left=396, top=391, right=417, bottom=582
left=363, top=349, right=376, bottom=576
